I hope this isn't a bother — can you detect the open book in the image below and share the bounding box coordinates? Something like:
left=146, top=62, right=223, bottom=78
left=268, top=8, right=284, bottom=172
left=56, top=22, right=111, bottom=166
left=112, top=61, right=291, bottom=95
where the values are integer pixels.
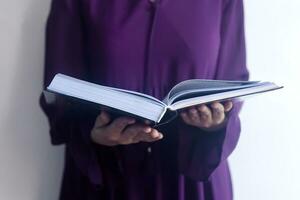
left=44, top=74, right=283, bottom=126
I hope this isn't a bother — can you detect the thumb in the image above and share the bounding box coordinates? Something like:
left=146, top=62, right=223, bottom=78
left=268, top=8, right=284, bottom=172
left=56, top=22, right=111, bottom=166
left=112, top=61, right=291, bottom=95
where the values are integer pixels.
left=94, top=111, right=111, bottom=128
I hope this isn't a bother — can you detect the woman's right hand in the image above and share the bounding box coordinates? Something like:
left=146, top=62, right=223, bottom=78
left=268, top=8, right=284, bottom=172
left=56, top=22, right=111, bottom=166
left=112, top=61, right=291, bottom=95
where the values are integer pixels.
left=90, top=111, right=163, bottom=146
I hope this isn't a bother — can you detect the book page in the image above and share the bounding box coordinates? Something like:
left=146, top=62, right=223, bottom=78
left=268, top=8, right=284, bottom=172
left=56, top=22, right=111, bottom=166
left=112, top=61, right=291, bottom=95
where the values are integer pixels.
left=168, top=82, right=282, bottom=111
left=110, top=87, right=167, bottom=107
left=48, top=74, right=166, bottom=122
left=163, top=79, right=260, bottom=105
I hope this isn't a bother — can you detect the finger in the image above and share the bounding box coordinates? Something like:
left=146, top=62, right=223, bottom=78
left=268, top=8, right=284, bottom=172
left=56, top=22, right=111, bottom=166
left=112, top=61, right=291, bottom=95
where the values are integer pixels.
left=180, top=111, right=193, bottom=125
left=211, top=102, right=225, bottom=125
left=223, top=101, right=233, bottom=112
left=110, top=117, right=136, bottom=133
left=150, top=129, right=161, bottom=139
left=120, top=124, right=151, bottom=144
left=132, top=132, right=150, bottom=143
left=140, top=129, right=163, bottom=142
left=197, top=104, right=213, bottom=128
left=187, top=107, right=201, bottom=124
left=131, top=133, right=143, bottom=143
left=94, top=111, right=111, bottom=128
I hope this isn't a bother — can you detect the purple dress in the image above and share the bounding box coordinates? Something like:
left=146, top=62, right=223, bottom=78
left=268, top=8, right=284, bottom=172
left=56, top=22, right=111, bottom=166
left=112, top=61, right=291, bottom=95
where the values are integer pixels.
left=40, top=0, right=249, bottom=199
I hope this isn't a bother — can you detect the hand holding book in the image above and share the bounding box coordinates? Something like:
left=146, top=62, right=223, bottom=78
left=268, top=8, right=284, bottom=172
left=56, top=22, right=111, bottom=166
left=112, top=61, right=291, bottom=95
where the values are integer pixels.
left=91, top=100, right=233, bottom=146
left=179, top=101, right=233, bottom=132
left=43, top=74, right=283, bottom=145
left=45, top=74, right=282, bottom=127
left=90, top=111, right=163, bottom=146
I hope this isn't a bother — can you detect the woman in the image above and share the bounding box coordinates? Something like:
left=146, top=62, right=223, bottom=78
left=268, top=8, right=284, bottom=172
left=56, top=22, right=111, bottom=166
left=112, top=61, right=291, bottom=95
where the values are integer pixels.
left=40, top=0, right=249, bottom=199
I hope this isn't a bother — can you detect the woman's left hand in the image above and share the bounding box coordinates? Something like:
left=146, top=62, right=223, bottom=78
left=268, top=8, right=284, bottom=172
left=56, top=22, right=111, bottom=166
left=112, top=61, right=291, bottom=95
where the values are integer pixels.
left=179, top=101, right=233, bottom=131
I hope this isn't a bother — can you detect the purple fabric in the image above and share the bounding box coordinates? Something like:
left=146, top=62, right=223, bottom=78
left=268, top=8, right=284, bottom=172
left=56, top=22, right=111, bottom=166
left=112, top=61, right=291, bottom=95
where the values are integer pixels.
left=40, top=0, right=249, bottom=199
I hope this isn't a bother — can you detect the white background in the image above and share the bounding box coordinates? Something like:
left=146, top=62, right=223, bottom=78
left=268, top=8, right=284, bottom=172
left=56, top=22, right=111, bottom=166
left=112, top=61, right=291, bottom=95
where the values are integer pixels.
left=230, top=1, right=300, bottom=200
left=0, top=0, right=299, bottom=199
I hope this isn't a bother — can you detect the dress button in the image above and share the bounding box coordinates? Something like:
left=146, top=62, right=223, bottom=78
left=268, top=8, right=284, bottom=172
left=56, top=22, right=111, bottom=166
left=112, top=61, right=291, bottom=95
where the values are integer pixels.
left=147, top=147, right=152, bottom=153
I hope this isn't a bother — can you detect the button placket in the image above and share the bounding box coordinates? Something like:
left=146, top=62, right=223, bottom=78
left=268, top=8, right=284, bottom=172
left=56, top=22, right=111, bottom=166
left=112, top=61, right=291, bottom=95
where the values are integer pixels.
left=143, top=0, right=160, bottom=94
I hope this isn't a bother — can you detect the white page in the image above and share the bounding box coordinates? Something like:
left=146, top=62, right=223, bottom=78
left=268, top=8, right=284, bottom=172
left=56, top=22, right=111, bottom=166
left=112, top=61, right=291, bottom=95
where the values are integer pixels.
left=168, top=82, right=282, bottom=110
left=163, top=79, right=260, bottom=104
left=48, top=74, right=166, bottom=122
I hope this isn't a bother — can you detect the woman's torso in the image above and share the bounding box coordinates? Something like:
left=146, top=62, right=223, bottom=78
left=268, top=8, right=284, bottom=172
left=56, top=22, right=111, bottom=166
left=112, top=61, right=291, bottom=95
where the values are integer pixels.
left=66, top=1, right=231, bottom=199
left=80, top=0, right=223, bottom=99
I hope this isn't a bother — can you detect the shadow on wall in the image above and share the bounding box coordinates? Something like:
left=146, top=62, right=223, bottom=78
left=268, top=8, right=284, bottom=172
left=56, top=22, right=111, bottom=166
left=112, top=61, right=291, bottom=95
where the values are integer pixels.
left=2, top=0, right=64, bottom=199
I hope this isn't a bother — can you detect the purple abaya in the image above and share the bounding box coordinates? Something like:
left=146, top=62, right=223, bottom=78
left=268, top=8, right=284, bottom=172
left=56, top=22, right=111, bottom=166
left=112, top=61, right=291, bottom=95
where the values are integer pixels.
left=40, top=0, right=249, bottom=199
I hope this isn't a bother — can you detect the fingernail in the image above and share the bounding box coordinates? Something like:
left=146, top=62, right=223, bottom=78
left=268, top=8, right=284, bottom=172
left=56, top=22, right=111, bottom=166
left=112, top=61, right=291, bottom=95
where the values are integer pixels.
left=159, top=134, right=163, bottom=139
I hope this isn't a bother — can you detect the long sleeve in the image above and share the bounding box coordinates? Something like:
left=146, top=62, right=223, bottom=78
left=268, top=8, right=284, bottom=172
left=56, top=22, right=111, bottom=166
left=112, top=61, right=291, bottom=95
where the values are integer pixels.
left=177, top=0, right=249, bottom=181
left=39, top=0, right=102, bottom=186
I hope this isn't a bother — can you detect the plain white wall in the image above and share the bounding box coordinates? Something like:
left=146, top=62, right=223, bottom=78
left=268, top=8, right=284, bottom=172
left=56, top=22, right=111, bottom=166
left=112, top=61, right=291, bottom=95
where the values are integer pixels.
left=230, top=0, right=300, bottom=200
left=0, top=1, right=64, bottom=200
left=0, top=0, right=299, bottom=200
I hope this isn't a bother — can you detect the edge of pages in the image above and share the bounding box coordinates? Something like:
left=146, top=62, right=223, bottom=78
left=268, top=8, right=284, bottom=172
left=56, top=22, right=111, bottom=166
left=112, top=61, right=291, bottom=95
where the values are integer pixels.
left=167, top=85, right=283, bottom=111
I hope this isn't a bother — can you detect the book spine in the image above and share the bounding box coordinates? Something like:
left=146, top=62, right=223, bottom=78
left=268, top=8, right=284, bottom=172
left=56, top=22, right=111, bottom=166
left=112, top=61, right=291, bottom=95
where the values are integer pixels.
left=153, top=107, right=178, bottom=128
left=157, top=106, right=168, bottom=123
